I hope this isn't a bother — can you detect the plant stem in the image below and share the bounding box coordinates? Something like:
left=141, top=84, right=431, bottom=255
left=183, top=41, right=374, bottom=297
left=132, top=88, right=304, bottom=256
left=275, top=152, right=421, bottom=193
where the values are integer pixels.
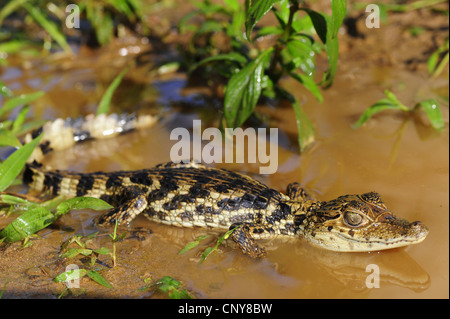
left=268, top=0, right=300, bottom=82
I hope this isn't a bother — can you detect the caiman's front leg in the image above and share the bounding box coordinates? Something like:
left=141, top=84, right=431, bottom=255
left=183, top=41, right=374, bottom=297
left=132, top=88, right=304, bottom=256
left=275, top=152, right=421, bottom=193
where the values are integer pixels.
left=286, top=182, right=313, bottom=201
left=229, top=223, right=266, bottom=258
left=98, top=186, right=148, bottom=225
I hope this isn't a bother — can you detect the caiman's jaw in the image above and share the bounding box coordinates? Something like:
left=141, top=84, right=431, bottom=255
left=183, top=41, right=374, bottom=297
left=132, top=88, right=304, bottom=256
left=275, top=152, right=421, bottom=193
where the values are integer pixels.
left=302, top=192, right=429, bottom=252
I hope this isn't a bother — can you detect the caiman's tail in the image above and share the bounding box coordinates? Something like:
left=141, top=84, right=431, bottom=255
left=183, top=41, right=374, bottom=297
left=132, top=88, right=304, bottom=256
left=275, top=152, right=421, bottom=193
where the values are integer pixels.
left=22, top=113, right=158, bottom=193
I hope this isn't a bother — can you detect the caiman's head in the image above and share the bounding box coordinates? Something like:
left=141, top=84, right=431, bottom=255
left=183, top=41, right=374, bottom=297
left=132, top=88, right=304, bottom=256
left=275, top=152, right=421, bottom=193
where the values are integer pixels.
left=302, top=192, right=429, bottom=252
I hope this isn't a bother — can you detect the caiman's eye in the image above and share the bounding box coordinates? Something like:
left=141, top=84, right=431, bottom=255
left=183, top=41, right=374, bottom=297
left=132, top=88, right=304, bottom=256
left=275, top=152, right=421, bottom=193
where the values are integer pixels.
left=344, top=212, right=363, bottom=226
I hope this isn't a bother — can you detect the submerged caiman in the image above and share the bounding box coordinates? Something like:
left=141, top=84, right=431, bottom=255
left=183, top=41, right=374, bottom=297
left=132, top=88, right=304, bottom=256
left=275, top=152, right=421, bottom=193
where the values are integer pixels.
left=21, top=113, right=428, bottom=258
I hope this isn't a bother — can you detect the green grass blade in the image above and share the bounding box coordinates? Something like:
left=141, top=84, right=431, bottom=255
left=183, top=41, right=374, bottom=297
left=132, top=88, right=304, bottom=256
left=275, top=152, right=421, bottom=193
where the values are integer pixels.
left=0, top=133, right=42, bottom=191
left=178, top=235, right=210, bottom=255
left=21, top=3, right=71, bottom=53
left=96, top=65, right=131, bottom=115
left=352, top=99, right=406, bottom=129
left=0, top=91, right=44, bottom=118
left=0, top=0, right=27, bottom=26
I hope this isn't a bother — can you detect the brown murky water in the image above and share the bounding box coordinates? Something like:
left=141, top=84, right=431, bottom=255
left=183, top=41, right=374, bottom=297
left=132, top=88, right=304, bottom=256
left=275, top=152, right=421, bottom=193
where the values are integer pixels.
left=0, top=1, right=448, bottom=298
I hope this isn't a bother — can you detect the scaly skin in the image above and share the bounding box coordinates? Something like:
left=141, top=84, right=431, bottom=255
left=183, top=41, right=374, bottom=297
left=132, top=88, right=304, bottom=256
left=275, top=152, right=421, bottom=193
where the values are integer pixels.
left=21, top=114, right=429, bottom=257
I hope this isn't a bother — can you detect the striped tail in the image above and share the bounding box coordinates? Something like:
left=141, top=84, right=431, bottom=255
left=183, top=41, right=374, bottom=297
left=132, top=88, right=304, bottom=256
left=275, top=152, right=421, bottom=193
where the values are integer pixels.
left=22, top=113, right=157, bottom=193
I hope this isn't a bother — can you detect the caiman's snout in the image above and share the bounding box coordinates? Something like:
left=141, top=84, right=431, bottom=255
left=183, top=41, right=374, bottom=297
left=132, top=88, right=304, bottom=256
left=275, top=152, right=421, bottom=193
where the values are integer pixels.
left=409, top=220, right=429, bottom=240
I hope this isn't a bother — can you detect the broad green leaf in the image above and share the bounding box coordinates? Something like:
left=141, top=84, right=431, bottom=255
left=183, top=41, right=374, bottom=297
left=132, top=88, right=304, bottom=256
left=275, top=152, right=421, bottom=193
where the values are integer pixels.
left=0, top=206, right=55, bottom=242
left=0, top=133, right=42, bottom=191
left=330, top=0, right=347, bottom=38
left=224, top=47, right=273, bottom=128
left=21, top=3, right=71, bottom=53
left=56, top=197, right=113, bottom=218
left=416, top=99, right=444, bottom=131
left=54, top=268, right=87, bottom=283
left=86, top=270, right=113, bottom=289
left=300, top=9, right=327, bottom=44
left=291, top=100, right=315, bottom=152
left=284, top=37, right=316, bottom=76
left=96, top=65, right=131, bottom=115
left=245, top=0, right=281, bottom=40
left=288, top=72, right=323, bottom=103
left=0, top=91, right=44, bottom=118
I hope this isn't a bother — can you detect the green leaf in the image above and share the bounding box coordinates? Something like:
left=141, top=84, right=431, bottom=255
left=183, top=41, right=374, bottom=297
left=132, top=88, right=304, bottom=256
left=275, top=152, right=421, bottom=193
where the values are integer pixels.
left=301, top=2, right=346, bottom=87
left=12, top=105, right=29, bottom=134
left=0, top=206, right=55, bottom=242
left=416, top=99, right=444, bottom=131
left=0, top=133, right=42, bottom=191
left=352, top=98, right=408, bottom=129
left=178, top=235, right=210, bottom=255
left=245, top=0, right=281, bottom=40
left=61, top=248, right=93, bottom=258
left=86, top=270, right=113, bottom=289
left=0, top=193, right=33, bottom=205
left=283, top=37, right=316, bottom=76
left=54, top=268, right=87, bottom=283
left=0, top=91, right=44, bottom=118
left=0, top=82, right=13, bottom=98
left=330, top=0, right=347, bottom=38
left=0, top=0, right=27, bottom=26
left=224, top=47, right=273, bottom=128
left=0, top=129, right=21, bottom=147
left=288, top=72, right=323, bottom=103
left=154, top=276, right=192, bottom=299
left=21, top=3, right=71, bottom=53
left=190, top=52, right=248, bottom=72
left=93, top=247, right=111, bottom=255
left=56, top=197, right=113, bottom=218
left=301, top=9, right=327, bottom=44
left=291, top=99, right=315, bottom=152
left=96, top=65, right=131, bottom=115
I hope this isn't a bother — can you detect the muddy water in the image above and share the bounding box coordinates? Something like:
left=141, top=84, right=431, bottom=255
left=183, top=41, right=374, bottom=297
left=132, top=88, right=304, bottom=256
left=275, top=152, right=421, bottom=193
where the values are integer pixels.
left=0, top=6, right=448, bottom=299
